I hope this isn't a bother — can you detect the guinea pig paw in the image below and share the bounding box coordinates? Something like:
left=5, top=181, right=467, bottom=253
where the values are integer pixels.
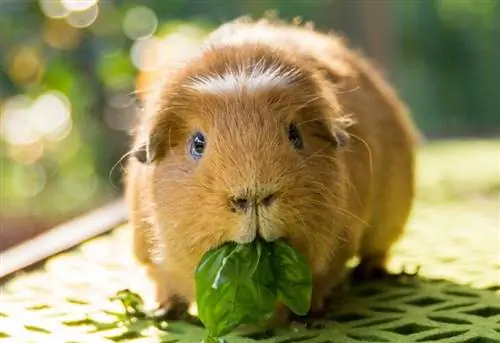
left=154, top=294, right=189, bottom=320
left=308, top=298, right=329, bottom=319
left=268, top=303, right=292, bottom=328
left=303, top=318, right=330, bottom=330
left=351, top=261, right=391, bottom=282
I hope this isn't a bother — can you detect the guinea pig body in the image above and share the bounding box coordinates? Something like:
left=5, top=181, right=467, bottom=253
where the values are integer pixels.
left=125, top=17, right=419, bottom=323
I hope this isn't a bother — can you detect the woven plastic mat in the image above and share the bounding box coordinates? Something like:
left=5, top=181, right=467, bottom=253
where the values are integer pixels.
left=1, top=141, right=499, bottom=343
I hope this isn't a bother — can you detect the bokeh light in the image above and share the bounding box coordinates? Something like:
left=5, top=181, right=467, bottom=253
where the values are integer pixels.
left=8, top=141, right=45, bottom=165
left=38, top=0, right=70, bottom=19
left=10, top=164, right=47, bottom=199
left=134, top=24, right=205, bottom=96
left=59, top=171, right=98, bottom=204
left=7, top=45, right=45, bottom=86
left=31, top=91, right=73, bottom=142
left=104, top=104, right=136, bottom=132
left=1, top=96, right=38, bottom=146
left=66, top=3, right=99, bottom=28
left=130, top=37, right=164, bottom=71
left=122, top=6, right=158, bottom=40
left=61, top=0, right=98, bottom=12
left=0, top=91, right=72, bottom=147
left=9, top=143, right=41, bottom=166
left=43, top=18, right=81, bottom=50
left=161, top=26, right=203, bottom=66
left=87, top=2, right=121, bottom=37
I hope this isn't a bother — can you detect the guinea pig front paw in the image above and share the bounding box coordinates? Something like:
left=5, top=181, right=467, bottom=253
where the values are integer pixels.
left=154, top=293, right=189, bottom=320
left=144, top=266, right=190, bottom=320
left=307, top=296, right=329, bottom=319
left=351, top=259, right=391, bottom=281
left=266, top=303, right=292, bottom=328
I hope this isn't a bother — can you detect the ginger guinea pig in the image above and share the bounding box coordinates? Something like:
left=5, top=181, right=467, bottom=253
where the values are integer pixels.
left=124, top=17, right=419, bottom=323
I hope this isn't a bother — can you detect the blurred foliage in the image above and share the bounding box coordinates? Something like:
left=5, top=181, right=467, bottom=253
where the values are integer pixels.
left=393, top=0, right=499, bottom=137
left=0, top=0, right=498, bottom=231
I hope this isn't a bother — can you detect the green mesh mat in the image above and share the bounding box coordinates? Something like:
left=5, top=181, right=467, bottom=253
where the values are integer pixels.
left=1, top=140, right=499, bottom=343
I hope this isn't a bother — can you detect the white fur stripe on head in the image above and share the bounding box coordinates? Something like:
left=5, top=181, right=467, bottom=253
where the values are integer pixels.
left=186, top=62, right=299, bottom=94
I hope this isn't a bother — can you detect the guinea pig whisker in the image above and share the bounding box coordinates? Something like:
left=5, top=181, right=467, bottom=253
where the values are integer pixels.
left=335, top=84, right=361, bottom=95
left=296, top=117, right=326, bottom=127
left=303, top=178, right=342, bottom=200
left=278, top=145, right=332, bottom=178
left=166, top=127, right=181, bottom=164
left=348, top=133, right=374, bottom=176
left=293, top=95, right=324, bottom=111
left=108, top=149, right=137, bottom=189
left=333, top=207, right=369, bottom=226
left=289, top=181, right=366, bottom=227
left=340, top=173, right=365, bottom=211
left=279, top=203, right=314, bottom=247
left=304, top=184, right=368, bottom=225
left=309, top=153, right=340, bottom=164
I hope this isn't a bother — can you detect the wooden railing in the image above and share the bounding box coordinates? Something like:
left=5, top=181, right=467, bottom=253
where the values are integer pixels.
left=0, top=199, right=128, bottom=282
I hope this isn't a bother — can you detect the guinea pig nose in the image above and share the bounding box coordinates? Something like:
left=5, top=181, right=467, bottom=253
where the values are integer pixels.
left=261, top=192, right=277, bottom=207
left=229, top=190, right=278, bottom=212
left=230, top=196, right=251, bottom=212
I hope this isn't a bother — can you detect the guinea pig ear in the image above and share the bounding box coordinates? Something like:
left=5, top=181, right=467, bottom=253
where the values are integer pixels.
left=132, top=134, right=160, bottom=164
left=312, top=116, right=351, bottom=149
left=333, top=129, right=349, bottom=149
left=133, top=144, right=151, bottom=164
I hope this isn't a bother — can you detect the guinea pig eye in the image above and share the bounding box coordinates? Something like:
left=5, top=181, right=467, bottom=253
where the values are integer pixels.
left=189, top=132, right=206, bottom=160
left=288, top=123, right=304, bottom=150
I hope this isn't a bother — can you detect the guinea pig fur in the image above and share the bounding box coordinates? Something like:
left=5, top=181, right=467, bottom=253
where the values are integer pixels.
left=124, top=16, right=419, bottom=325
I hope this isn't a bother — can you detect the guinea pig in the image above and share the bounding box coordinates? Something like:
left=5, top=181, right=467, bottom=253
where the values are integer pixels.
left=124, top=16, right=420, bottom=325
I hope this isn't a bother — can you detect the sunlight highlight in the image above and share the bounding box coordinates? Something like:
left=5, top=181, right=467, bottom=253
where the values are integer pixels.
left=66, top=3, right=99, bottom=28
left=122, top=6, right=158, bottom=40
left=0, top=91, right=72, bottom=147
left=133, top=24, right=206, bottom=97
left=61, top=0, right=98, bottom=12
left=32, top=91, right=73, bottom=142
left=7, top=45, right=44, bottom=86
left=11, top=164, right=47, bottom=198
left=1, top=96, right=37, bottom=146
left=130, top=37, right=164, bottom=71
left=38, top=0, right=70, bottom=19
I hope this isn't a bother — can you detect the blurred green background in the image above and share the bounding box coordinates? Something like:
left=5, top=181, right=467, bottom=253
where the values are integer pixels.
left=1, top=0, right=498, bottom=250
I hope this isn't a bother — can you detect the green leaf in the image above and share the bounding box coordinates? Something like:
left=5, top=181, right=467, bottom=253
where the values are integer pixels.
left=271, top=241, right=313, bottom=316
left=213, top=242, right=262, bottom=286
left=195, top=241, right=277, bottom=338
left=110, top=289, right=147, bottom=318
left=195, top=239, right=313, bottom=340
left=203, top=335, right=227, bottom=343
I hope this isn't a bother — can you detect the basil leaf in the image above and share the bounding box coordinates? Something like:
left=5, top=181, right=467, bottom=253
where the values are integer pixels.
left=195, top=241, right=277, bottom=339
left=212, top=241, right=262, bottom=287
left=271, top=240, right=313, bottom=316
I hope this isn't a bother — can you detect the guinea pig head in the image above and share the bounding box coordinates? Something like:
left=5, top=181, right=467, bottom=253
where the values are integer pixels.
left=133, top=49, right=352, bottom=272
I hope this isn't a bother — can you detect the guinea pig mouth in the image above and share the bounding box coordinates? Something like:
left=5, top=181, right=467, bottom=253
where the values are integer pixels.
left=233, top=230, right=283, bottom=245
left=258, top=230, right=284, bottom=243
left=233, top=209, right=285, bottom=244
left=257, top=221, right=287, bottom=243
left=233, top=222, right=282, bottom=244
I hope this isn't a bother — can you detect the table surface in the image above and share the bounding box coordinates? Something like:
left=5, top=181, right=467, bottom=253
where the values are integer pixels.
left=1, top=140, right=499, bottom=343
